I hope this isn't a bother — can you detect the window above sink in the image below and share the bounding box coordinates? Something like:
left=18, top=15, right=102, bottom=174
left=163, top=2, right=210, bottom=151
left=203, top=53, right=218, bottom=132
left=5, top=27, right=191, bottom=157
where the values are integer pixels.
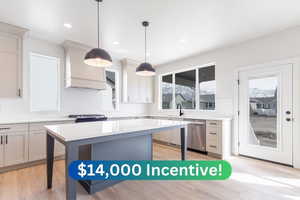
left=159, top=64, right=216, bottom=111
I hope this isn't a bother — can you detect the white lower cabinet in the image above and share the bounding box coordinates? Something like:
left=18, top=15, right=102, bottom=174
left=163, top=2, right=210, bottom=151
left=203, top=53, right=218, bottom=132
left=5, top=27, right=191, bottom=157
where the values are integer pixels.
left=0, top=120, right=72, bottom=169
left=54, top=140, right=65, bottom=157
left=4, top=132, right=28, bottom=166
left=0, top=139, right=4, bottom=167
left=206, top=120, right=222, bottom=155
left=153, top=129, right=180, bottom=145
left=0, top=123, right=28, bottom=167
left=29, top=121, right=71, bottom=162
left=28, top=130, right=46, bottom=161
left=169, top=129, right=180, bottom=145
left=28, top=130, right=65, bottom=161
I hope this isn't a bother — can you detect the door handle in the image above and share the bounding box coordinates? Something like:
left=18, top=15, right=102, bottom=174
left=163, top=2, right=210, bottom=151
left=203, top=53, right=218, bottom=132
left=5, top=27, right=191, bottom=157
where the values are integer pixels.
left=208, top=132, right=217, bottom=135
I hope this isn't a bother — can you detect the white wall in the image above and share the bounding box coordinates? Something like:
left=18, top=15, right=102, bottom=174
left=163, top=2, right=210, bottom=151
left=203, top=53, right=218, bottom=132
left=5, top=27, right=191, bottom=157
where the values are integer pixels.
left=0, top=37, right=148, bottom=117
left=150, top=26, right=300, bottom=117
left=149, top=26, right=300, bottom=168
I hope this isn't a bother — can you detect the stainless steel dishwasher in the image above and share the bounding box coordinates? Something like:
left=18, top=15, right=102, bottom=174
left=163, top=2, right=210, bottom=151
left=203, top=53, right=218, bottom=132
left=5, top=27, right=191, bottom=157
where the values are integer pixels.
left=187, top=121, right=206, bottom=152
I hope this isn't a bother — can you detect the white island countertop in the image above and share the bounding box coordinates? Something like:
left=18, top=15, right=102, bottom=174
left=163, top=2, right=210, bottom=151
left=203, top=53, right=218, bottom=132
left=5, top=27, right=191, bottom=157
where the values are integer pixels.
left=45, top=118, right=190, bottom=142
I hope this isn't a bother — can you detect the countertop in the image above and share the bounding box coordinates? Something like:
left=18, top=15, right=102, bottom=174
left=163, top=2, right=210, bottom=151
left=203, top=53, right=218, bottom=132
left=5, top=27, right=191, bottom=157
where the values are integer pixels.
left=0, top=113, right=232, bottom=125
left=46, top=118, right=190, bottom=142
left=0, top=115, right=74, bottom=125
left=109, top=115, right=232, bottom=121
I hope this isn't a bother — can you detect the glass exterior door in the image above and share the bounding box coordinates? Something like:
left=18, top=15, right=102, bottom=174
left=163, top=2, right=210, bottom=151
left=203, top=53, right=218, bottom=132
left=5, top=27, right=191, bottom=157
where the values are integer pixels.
left=239, top=64, right=293, bottom=165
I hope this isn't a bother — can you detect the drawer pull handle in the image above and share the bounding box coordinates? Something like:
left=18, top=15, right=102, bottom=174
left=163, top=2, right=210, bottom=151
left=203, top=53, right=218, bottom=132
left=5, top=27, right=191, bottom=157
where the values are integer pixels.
left=209, top=123, right=217, bottom=126
left=208, top=132, right=217, bottom=135
left=0, top=127, right=10, bottom=131
left=209, top=145, right=217, bottom=148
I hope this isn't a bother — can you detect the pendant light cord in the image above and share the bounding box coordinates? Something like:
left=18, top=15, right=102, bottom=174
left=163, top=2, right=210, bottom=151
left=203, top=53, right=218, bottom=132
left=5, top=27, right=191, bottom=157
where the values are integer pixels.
left=144, top=25, right=147, bottom=62
left=97, top=0, right=100, bottom=48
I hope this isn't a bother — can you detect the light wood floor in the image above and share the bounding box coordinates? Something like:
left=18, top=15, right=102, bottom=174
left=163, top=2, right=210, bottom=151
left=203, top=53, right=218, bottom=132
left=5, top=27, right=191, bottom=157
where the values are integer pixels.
left=0, top=143, right=300, bottom=200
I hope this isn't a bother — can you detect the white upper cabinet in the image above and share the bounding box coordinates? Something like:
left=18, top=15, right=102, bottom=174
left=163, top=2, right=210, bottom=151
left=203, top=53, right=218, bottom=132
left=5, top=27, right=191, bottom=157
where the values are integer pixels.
left=63, top=40, right=106, bottom=90
left=121, top=59, right=154, bottom=103
left=0, top=22, right=28, bottom=98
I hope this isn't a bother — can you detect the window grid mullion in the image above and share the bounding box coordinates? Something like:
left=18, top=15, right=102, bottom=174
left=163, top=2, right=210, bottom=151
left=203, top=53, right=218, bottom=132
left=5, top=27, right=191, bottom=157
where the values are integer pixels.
left=196, top=68, right=199, bottom=110
left=172, top=73, right=176, bottom=110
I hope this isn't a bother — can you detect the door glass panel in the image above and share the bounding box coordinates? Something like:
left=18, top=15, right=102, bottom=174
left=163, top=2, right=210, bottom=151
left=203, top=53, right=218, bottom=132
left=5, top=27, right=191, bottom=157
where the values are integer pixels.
left=249, top=76, right=278, bottom=148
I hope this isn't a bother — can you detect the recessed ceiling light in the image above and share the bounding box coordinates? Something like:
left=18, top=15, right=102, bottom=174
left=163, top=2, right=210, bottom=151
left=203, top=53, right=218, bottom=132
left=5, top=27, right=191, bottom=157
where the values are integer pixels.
left=63, top=23, right=72, bottom=29
left=113, top=41, right=120, bottom=45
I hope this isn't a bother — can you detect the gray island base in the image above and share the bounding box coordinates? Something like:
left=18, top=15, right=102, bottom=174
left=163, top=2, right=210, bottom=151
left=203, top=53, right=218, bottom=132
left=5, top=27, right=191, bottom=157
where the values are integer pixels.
left=45, top=119, right=189, bottom=200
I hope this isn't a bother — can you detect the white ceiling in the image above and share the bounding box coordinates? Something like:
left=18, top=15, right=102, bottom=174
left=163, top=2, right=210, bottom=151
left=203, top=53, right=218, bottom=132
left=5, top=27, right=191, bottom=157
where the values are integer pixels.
left=1, top=0, right=300, bottom=65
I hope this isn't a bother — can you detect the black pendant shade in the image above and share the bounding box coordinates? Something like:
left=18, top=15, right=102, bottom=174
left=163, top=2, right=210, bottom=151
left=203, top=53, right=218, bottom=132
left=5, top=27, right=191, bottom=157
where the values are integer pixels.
left=84, top=0, right=112, bottom=67
left=136, top=21, right=155, bottom=76
left=136, top=62, right=155, bottom=76
left=84, top=48, right=112, bottom=67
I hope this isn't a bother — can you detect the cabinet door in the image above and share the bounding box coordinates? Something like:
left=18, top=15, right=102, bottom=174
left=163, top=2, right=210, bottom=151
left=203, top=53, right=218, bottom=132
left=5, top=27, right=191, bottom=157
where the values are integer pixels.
left=4, top=132, right=28, bottom=166
left=0, top=136, right=4, bottom=167
left=136, top=75, right=153, bottom=103
left=54, top=140, right=65, bottom=157
left=29, top=131, right=46, bottom=161
left=157, top=130, right=171, bottom=143
left=138, top=77, right=147, bottom=103
left=0, top=33, right=21, bottom=98
left=169, top=129, right=181, bottom=145
left=0, top=52, right=19, bottom=97
left=153, top=133, right=161, bottom=141
left=29, top=130, right=65, bottom=160
left=145, top=76, right=154, bottom=103
left=127, top=67, right=140, bottom=103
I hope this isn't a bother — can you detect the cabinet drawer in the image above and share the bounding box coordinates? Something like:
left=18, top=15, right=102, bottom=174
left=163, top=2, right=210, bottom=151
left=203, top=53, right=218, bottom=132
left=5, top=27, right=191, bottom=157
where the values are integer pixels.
left=206, top=136, right=217, bottom=146
left=0, top=124, right=28, bottom=133
left=206, top=137, right=218, bottom=154
left=206, top=132, right=217, bottom=142
left=206, top=120, right=220, bottom=127
left=207, top=143, right=218, bottom=154
left=206, top=126, right=218, bottom=136
left=29, top=121, right=73, bottom=131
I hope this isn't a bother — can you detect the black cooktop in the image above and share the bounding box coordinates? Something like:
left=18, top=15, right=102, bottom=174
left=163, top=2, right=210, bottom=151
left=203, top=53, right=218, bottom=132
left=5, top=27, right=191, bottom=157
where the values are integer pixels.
left=68, top=114, right=107, bottom=123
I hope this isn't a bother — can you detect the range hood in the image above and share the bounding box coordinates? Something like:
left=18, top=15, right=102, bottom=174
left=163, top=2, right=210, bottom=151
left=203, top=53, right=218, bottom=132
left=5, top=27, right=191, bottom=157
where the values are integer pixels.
left=63, top=40, right=106, bottom=90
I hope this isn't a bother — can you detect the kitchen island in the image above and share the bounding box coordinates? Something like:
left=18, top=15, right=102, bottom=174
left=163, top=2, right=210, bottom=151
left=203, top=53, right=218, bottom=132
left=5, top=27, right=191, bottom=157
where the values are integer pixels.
left=45, top=119, right=190, bottom=200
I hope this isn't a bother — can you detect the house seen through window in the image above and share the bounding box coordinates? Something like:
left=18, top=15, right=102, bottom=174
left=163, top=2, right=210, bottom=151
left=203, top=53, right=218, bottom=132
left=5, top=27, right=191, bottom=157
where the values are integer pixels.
left=161, top=74, right=173, bottom=109
left=175, top=70, right=196, bottom=109
left=160, top=65, right=216, bottom=111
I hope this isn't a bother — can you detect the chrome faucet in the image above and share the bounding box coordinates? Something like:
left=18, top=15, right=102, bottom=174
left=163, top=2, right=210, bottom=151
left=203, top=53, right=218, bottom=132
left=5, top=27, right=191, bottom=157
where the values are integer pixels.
left=177, top=104, right=184, bottom=117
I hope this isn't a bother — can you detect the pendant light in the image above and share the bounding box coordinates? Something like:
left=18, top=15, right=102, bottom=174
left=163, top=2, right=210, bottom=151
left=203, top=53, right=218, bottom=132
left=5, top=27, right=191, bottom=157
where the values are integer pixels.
left=84, top=0, right=112, bottom=67
left=136, top=21, right=156, bottom=76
